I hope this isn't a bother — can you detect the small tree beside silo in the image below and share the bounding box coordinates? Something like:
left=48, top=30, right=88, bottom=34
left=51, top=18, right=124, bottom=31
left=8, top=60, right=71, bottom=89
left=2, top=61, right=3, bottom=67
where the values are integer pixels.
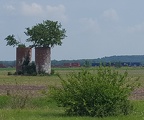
left=25, top=20, right=66, bottom=74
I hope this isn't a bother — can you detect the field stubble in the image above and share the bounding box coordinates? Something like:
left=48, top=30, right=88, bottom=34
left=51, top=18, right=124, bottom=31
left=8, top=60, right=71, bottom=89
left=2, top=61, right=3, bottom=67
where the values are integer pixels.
left=0, top=67, right=143, bottom=100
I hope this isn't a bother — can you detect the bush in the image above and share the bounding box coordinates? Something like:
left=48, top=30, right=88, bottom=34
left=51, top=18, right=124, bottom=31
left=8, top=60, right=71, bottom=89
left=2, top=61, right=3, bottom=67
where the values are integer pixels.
left=50, top=66, right=140, bottom=117
left=7, top=72, right=13, bottom=75
left=24, top=62, right=37, bottom=75
left=18, top=61, right=37, bottom=76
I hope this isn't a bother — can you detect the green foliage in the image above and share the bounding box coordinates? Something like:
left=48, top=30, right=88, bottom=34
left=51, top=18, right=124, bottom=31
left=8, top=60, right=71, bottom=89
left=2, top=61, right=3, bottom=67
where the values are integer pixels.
left=50, top=66, right=140, bottom=117
left=17, top=52, right=36, bottom=76
left=22, top=61, right=37, bottom=76
left=7, top=72, right=13, bottom=75
left=4, top=34, right=26, bottom=48
left=4, top=34, right=20, bottom=47
left=25, top=20, right=67, bottom=47
left=18, top=44, right=26, bottom=48
left=83, top=60, right=91, bottom=67
left=114, top=62, right=122, bottom=68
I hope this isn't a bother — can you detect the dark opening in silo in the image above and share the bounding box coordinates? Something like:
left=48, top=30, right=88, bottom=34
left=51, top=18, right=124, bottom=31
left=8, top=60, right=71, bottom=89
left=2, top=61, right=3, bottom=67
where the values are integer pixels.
left=16, top=47, right=32, bottom=73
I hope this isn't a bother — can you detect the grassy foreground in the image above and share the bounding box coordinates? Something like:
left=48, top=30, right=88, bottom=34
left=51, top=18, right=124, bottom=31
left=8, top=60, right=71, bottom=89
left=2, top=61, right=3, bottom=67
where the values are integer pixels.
left=0, top=67, right=144, bottom=120
left=0, top=101, right=144, bottom=120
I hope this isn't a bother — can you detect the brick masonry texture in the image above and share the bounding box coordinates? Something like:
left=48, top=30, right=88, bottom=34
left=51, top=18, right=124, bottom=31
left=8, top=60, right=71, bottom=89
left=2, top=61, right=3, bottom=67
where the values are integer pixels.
left=16, top=47, right=32, bottom=73
left=35, top=47, right=51, bottom=74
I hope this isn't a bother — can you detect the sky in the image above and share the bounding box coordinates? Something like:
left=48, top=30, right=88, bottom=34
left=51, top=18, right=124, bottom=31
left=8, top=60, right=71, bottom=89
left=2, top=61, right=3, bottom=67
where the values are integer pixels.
left=0, top=0, right=144, bottom=60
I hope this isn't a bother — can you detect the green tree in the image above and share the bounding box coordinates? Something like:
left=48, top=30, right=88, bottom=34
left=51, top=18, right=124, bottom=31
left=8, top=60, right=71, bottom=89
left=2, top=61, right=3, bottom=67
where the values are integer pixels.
left=25, top=20, right=66, bottom=48
left=4, top=34, right=25, bottom=47
left=4, top=34, right=20, bottom=47
left=4, top=34, right=31, bottom=74
left=25, top=20, right=66, bottom=74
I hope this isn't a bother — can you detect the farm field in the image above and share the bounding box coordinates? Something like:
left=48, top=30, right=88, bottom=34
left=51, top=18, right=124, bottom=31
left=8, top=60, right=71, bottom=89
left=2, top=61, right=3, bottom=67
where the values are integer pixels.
left=0, top=67, right=144, bottom=120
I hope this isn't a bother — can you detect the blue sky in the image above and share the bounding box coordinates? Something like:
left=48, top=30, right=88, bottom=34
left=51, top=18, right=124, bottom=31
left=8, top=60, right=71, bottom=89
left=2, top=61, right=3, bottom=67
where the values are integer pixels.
left=0, top=0, right=144, bottom=60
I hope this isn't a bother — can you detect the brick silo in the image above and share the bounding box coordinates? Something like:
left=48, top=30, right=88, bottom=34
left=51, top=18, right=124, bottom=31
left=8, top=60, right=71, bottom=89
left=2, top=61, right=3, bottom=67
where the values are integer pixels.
left=35, top=47, right=51, bottom=74
left=16, top=47, right=32, bottom=73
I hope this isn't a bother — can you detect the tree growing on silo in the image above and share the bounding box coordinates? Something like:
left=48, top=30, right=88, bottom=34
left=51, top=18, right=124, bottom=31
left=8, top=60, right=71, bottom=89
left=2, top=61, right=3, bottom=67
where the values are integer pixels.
left=25, top=20, right=66, bottom=74
left=4, top=35, right=33, bottom=74
left=5, top=34, right=20, bottom=47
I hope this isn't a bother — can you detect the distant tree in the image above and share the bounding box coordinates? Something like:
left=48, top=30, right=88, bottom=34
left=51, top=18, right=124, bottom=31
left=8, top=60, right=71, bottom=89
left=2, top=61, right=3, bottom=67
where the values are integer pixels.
left=115, top=62, right=122, bottom=68
left=83, top=60, right=91, bottom=67
left=25, top=20, right=67, bottom=74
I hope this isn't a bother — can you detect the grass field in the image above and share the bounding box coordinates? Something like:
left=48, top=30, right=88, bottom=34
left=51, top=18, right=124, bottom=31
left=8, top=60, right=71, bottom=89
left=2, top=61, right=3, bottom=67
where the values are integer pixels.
left=0, top=67, right=144, bottom=120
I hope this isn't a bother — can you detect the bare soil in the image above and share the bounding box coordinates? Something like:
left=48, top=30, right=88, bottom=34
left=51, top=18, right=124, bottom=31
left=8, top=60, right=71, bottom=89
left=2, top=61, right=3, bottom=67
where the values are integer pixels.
left=131, top=88, right=144, bottom=100
left=0, top=85, right=143, bottom=100
left=0, top=85, right=47, bottom=96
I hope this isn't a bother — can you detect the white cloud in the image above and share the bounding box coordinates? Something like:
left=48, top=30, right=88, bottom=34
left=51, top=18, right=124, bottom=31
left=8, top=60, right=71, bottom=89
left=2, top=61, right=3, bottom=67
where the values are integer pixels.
left=46, top=4, right=67, bottom=21
left=79, top=18, right=100, bottom=33
left=102, top=8, right=119, bottom=21
left=127, top=23, right=144, bottom=33
left=22, top=3, right=44, bottom=16
left=4, top=5, right=15, bottom=11
left=21, top=3, right=67, bottom=21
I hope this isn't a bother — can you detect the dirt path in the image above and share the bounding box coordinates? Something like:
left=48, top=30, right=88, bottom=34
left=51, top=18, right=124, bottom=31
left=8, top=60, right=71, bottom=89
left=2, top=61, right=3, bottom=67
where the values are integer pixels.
left=131, top=88, right=144, bottom=100
left=0, top=85, right=143, bottom=100
left=0, top=85, right=47, bottom=96
left=0, top=85, right=46, bottom=90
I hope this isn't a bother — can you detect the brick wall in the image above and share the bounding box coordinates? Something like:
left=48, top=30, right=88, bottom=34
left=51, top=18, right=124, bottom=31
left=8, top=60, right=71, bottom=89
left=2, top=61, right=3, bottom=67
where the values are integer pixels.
left=16, top=47, right=32, bottom=73
left=35, top=47, right=51, bottom=74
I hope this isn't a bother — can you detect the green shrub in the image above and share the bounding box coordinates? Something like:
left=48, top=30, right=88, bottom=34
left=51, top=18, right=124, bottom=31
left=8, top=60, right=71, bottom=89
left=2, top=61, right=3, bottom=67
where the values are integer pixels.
left=22, top=61, right=36, bottom=75
left=18, top=44, right=26, bottom=48
left=50, top=66, right=140, bottom=117
left=24, top=62, right=37, bottom=75
left=51, top=69, right=55, bottom=75
left=7, top=72, right=13, bottom=75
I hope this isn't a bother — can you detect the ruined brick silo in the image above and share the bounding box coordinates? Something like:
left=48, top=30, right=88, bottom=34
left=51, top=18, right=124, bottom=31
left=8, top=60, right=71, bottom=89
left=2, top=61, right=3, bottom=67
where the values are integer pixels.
left=35, top=47, right=51, bottom=74
left=16, top=47, right=32, bottom=73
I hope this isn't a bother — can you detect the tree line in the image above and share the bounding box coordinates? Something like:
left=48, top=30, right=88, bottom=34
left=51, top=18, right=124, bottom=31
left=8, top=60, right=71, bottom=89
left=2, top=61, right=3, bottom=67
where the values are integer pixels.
left=1, top=55, right=144, bottom=68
